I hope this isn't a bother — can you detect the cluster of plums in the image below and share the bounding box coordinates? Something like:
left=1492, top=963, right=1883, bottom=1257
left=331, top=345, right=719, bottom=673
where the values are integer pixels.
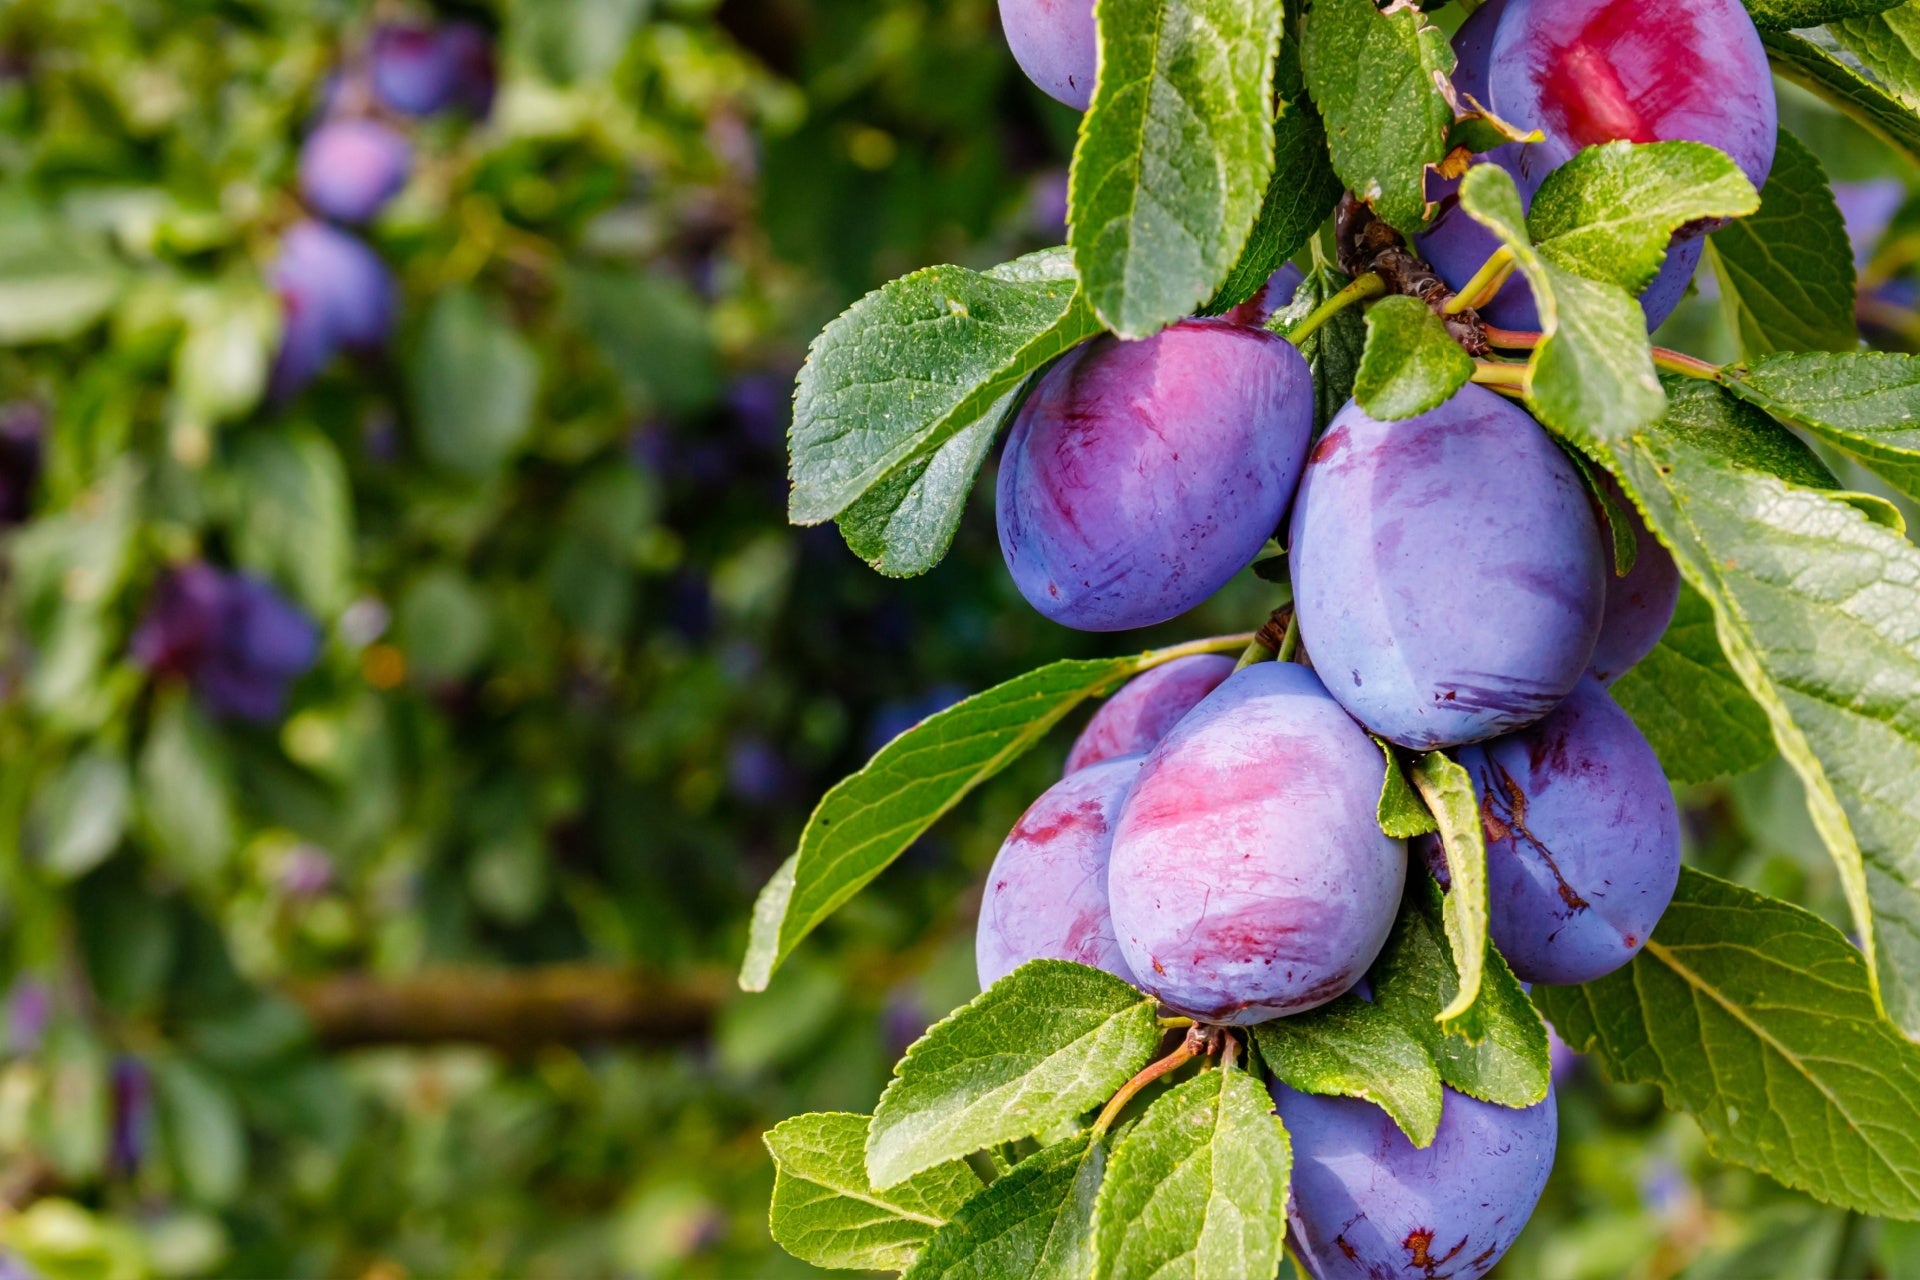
left=269, top=16, right=495, bottom=397
left=975, top=0, right=1766, bottom=1273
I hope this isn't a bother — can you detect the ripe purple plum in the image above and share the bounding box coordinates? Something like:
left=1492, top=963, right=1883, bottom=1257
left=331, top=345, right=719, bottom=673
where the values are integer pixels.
left=976, top=755, right=1141, bottom=988
left=132, top=565, right=322, bottom=723
left=998, top=0, right=1097, bottom=111
left=370, top=21, right=496, bottom=117
left=268, top=221, right=397, bottom=397
left=1106, top=662, right=1404, bottom=1023
left=298, top=119, right=413, bottom=224
left=1455, top=675, right=1681, bottom=985
left=1488, top=0, right=1776, bottom=193
left=997, top=320, right=1313, bottom=632
left=1224, top=262, right=1305, bottom=328
left=1289, top=386, right=1606, bottom=749
left=1064, top=653, right=1235, bottom=774
left=1589, top=473, right=1680, bottom=684
left=1274, top=1081, right=1557, bottom=1280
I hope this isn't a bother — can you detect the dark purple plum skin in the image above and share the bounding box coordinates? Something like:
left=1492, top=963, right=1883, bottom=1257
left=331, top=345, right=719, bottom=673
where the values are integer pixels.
left=1106, top=662, right=1404, bottom=1024
left=998, top=0, right=1097, bottom=110
left=1416, top=0, right=1707, bottom=333
left=997, top=319, right=1314, bottom=632
left=1489, top=0, right=1776, bottom=194
left=1456, top=675, right=1680, bottom=985
left=976, top=755, right=1141, bottom=989
left=1224, top=263, right=1305, bottom=328
left=1289, top=386, right=1606, bottom=749
left=1590, top=472, right=1680, bottom=684
left=1274, top=1081, right=1557, bottom=1280
left=268, top=221, right=396, bottom=397
left=370, top=21, right=496, bottom=117
left=1064, top=653, right=1235, bottom=775
left=298, top=119, right=413, bottom=224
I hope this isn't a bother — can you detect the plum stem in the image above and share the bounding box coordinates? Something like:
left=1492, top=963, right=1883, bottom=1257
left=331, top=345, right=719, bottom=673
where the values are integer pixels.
left=1443, top=247, right=1515, bottom=315
left=1235, top=605, right=1295, bottom=671
left=1281, top=272, right=1386, bottom=345
left=1470, top=360, right=1531, bottom=390
left=1092, top=1026, right=1206, bottom=1136
left=1482, top=324, right=1542, bottom=349
left=1651, top=346, right=1723, bottom=381
left=1276, top=613, right=1301, bottom=664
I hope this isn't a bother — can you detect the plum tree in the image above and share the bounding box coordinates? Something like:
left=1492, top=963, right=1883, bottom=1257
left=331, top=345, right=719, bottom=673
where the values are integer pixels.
left=997, top=320, right=1313, bottom=632
left=1064, top=653, right=1235, bottom=774
left=1106, top=662, right=1404, bottom=1023
left=1289, top=385, right=1606, bottom=749
left=298, top=119, right=414, bottom=224
left=976, top=755, right=1141, bottom=987
left=1590, top=473, right=1681, bottom=684
left=1489, top=0, right=1777, bottom=192
left=1454, top=675, right=1681, bottom=985
left=269, top=220, right=396, bottom=397
left=1274, top=1080, right=1557, bottom=1280
left=998, top=0, right=1097, bottom=111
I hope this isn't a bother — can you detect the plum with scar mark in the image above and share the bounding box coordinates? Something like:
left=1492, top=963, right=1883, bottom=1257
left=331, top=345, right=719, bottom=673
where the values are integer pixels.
left=1064, top=653, right=1235, bottom=775
left=1455, top=674, right=1680, bottom=985
left=976, top=755, right=1142, bottom=988
left=1289, top=385, right=1607, bottom=750
left=1105, top=662, right=1404, bottom=1023
left=997, top=319, right=1314, bottom=632
left=1274, top=1080, right=1557, bottom=1280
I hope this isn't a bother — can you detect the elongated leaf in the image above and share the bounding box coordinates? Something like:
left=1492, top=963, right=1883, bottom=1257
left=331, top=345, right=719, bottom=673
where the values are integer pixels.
left=1375, top=740, right=1438, bottom=840
left=903, top=1134, right=1106, bottom=1280
left=1351, top=296, right=1473, bottom=422
left=1836, top=3, right=1920, bottom=109
left=1270, top=265, right=1366, bottom=434
left=868, top=962, right=1161, bottom=1188
left=1537, top=869, right=1920, bottom=1220
left=1252, top=996, right=1443, bottom=1147
left=740, top=638, right=1245, bottom=991
left=837, top=409, right=1004, bottom=577
left=766, top=1112, right=981, bottom=1272
left=1649, top=375, right=1840, bottom=491
left=1090, top=1062, right=1291, bottom=1280
left=1371, top=874, right=1551, bottom=1108
left=1609, top=584, right=1775, bottom=786
left=1201, top=101, right=1343, bottom=316
left=1765, top=29, right=1920, bottom=167
left=1300, top=0, right=1454, bottom=236
left=1707, top=130, right=1858, bottom=358
left=1410, top=751, right=1488, bottom=1024
left=790, top=250, right=1095, bottom=525
left=1723, top=350, right=1920, bottom=503
left=1528, top=141, right=1759, bottom=293
left=1748, top=0, right=1908, bottom=29
left=1605, top=402, right=1920, bottom=1037
left=1457, top=164, right=1664, bottom=447
left=1069, top=0, right=1285, bottom=337
left=411, top=289, right=539, bottom=476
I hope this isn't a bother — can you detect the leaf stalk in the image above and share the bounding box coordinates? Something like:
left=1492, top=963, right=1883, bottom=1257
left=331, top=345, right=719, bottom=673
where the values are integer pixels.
left=1281, top=272, right=1386, bottom=345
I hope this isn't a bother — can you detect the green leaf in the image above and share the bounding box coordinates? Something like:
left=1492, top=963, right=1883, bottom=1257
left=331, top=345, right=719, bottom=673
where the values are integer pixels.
left=789, top=250, right=1094, bottom=528
left=0, top=217, right=122, bottom=345
left=567, top=268, right=720, bottom=416
left=1456, top=163, right=1665, bottom=447
left=1202, top=101, right=1343, bottom=316
left=765, top=1112, right=981, bottom=1272
left=1747, top=0, right=1908, bottom=30
left=1269, top=265, right=1366, bottom=434
left=1090, top=1061, right=1291, bottom=1280
left=1351, top=296, right=1474, bottom=423
left=1252, top=996, right=1443, bottom=1147
left=1301, top=0, right=1454, bottom=236
left=739, top=637, right=1246, bottom=991
left=1409, top=751, right=1489, bottom=1025
left=837, top=408, right=1004, bottom=578
left=171, top=281, right=278, bottom=427
left=1706, top=129, right=1858, bottom=358
left=153, top=1057, right=247, bottom=1206
left=137, top=692, right=237, bottom=889
left=410, top=288, right=540, bottom=476
left=1605, top=405, right=1920, bottom=1037
left=1536, top=869, right=1920, bottom=1220
left=1069, top=0, right=1286, bottom=337
left=1835, top=3, right=1920, bottom=110
left=1648, top=375, right=1840, bottom=491
left=1764, top=29, right=1920, bottom=167
left=1374, top=739, right=1438, bottom=840
left=1527, top=141, right=1759, bottom=293
left=230, top=428, right=354, bottom=616
left=1723, top=351, right=1920, bottom=504
left=1609, top=584, right=1776, bottom=786
left=33, top=748, right=131, bottom=881
left=902, top=1134, right=1106, bottom=1280
left=1371, top=874, right=1551, bottom=1108
left=867, top=961, right=1161, bottom=1189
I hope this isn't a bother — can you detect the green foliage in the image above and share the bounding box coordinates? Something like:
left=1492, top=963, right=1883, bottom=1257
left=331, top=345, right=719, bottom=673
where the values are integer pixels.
left=1351, top=295, right=1473, bottom=421
left=1069, top=0, right=1285, bottom=337
left=902, top=1134, right=1105, bottom=1280
left=1724, top=350, right=1920, bottom=502
left=410, top=288, right=541, bottom=476
left=1610, top=584, right=1777, bottom=786
left=1538, top=869, right=1920, bottom=1220
left=1409, top=750, right=1490, bottom=1024
left=1253, top=996, right=1443, bottom=1148
left=1201, top=102, right=1344, bottom=316
left=1270, top=264, right=1366, bottom=433
left=1765, top=28, right=1920, bottom=166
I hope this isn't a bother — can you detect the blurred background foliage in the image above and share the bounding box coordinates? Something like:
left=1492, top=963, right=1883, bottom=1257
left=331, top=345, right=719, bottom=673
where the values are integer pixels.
left=0, top=1, right=1917, bottom=1277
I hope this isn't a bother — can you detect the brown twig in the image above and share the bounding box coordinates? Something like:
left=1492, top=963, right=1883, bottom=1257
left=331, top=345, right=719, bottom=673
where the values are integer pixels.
left=1335, top=196, right=1492, bottom=356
